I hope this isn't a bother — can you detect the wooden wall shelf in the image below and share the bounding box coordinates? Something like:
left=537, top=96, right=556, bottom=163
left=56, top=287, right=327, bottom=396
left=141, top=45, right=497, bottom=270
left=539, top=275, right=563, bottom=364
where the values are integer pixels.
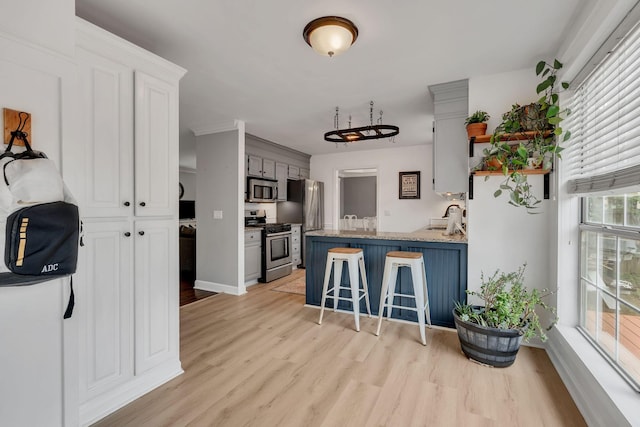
left=473, top=169, right=550, bottom=176
left=470, top=130, right=552, bottom=144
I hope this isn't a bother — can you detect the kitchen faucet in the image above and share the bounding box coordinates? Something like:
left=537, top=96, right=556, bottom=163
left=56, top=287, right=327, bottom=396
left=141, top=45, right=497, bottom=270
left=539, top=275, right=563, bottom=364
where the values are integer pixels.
left=442, top=204, right=461, bottom=218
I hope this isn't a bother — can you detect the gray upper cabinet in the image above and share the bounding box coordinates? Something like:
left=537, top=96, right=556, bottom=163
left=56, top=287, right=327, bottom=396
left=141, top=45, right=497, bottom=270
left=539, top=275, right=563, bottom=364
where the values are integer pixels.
left=288, top=165, right=300, bottom=179
left=247, top=155, right=263, bottom=177
left=300, top=168, right=310, bottom=179
left=275, top=162, right=288, bottom=201
left=247, top=154, right=276, bottom=179
left=428, top=79, right=469, bottom=194
left=262, top=158, right=276, bottom=179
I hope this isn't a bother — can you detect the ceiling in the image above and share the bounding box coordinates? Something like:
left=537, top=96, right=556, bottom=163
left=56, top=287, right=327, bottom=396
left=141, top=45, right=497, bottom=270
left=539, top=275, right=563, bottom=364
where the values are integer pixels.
left=75, top=0, right=585, bottom=168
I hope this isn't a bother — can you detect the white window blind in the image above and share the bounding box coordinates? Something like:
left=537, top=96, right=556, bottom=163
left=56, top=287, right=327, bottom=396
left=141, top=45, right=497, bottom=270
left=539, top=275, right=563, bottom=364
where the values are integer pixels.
left=566, top=19, right=640, bottom=194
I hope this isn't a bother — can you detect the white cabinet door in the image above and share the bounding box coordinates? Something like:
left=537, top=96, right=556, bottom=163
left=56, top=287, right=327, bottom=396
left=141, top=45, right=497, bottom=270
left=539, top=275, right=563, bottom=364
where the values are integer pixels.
left=288, top=165, right=300, bottom=179
left=77, top=220, right=133, bottom=403
left=134, top=219, right=179, bottom=374
left=244, top=242, right=261, bottom=281
left=433, top=116, right=468, bottom=193
left=262, top=158, right=276, bottom=179
left=134, top=71, right=179, bottom=217
left=247, top=155, right=262, bottom=177
left=76, top=48, right=134, bottom=218
left=275, top=162, right=288, bottom=201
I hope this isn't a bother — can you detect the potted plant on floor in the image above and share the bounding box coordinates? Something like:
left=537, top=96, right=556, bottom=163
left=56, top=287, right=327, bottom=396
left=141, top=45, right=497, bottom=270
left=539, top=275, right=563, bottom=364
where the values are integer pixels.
left=452, top=264, right=557, bottom=367
left=465, top=110, right=490, bottom=139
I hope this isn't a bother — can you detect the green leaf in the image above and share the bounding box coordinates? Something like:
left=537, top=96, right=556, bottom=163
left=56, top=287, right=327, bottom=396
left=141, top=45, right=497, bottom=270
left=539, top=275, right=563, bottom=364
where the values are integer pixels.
left=551, top=93, right=559, bottom=104
left=542, top=68, right=550, bottom=77
left=494, top=189, right=502, bottom=198
left=517, top=146, right=528, bottom=158
left=546, top=105, right=560, bottom=118
left=554, top=127, right=563, bottom=136
left=563, top=130, right=572, bottom=142
left=502, top=164, right=508, bottom=175
left=562, top=82, right=569, bottom=89
left=548, top=117, right=562, bottom=125
left=536, top=80, right=551, bottom=94
left=536, top=61, right=545, bottom=75
left=553, top=59, right=563, bottom=69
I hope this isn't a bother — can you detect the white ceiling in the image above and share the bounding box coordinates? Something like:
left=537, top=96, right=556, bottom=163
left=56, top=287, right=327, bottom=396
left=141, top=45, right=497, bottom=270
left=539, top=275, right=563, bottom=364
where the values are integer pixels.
left=75, top=0, right=585, bottom=167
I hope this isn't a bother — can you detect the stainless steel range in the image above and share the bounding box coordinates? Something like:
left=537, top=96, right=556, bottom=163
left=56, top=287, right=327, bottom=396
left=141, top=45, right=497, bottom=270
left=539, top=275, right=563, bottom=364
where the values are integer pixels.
left=260, top=223, right=292, bottom=282
left=245, top=211, right=293, bottom=283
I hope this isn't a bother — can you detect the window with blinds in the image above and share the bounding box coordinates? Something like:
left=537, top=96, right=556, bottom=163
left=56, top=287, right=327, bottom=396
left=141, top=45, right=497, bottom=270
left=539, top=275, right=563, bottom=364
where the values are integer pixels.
left=565, top=19, right=640, bottom=194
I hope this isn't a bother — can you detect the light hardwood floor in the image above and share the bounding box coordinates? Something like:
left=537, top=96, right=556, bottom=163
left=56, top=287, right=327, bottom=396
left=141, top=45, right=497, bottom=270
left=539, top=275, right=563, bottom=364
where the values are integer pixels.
left=94, top=269, right=585, bottom=427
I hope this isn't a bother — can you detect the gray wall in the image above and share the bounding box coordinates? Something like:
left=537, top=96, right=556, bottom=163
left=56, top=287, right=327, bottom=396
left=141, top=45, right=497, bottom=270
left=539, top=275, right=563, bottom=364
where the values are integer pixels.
left=341, top=176, right=377, bottom=218
left=195, top=130, right=240, bottom=288
left=179, top=171, right=196, bottom=200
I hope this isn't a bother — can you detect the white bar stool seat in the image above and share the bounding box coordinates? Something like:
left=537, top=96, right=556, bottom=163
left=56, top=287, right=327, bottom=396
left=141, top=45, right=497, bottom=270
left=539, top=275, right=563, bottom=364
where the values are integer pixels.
left=376, top=251, right=432, bottom=345
left=318, top=247, right=372, bottom=331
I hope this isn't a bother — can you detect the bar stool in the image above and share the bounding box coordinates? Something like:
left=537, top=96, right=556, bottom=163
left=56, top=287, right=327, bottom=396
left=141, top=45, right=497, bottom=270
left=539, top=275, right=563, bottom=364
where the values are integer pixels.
left=376, top=251, right=431, bottom=345
left=318, top=247, right=372, bottom=331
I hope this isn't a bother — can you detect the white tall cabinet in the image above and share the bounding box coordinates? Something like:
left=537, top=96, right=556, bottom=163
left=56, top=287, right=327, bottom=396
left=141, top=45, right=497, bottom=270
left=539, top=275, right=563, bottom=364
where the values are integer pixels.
left=72, top=18, right=186, bottom=425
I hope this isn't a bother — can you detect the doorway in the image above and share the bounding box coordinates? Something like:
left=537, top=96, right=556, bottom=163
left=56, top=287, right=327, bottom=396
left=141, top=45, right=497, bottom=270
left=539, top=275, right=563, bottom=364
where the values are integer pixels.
left=337, top=168, right=378, bottom=231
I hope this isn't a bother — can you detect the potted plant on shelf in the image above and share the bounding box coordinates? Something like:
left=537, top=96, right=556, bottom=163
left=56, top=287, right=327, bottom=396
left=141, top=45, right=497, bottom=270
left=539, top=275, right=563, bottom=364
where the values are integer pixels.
left=465, top=110, right=490, bottom=139
left=485, top=59, right=571, bottom=211
left=453, top=264, right=557, bottom=367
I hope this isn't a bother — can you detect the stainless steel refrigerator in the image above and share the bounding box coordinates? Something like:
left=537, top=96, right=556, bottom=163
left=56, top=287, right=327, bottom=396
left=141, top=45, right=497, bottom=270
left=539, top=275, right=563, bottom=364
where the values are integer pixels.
left=276, top=179, right=324, bottom=267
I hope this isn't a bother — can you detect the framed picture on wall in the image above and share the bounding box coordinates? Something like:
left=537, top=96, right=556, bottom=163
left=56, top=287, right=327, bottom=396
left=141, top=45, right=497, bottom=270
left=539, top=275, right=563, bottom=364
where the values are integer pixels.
left=399, top=171, right=420, bottom=199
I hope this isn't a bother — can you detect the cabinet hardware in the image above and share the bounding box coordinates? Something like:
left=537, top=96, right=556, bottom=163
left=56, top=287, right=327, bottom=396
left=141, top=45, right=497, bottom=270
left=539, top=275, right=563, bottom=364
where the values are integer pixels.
left=138, top=231, right=145, bottom=236
left=123, top=201, right=130, bottom=207
left=124, top=232, right=131, bottom=237
left=139, top=202, right=146, bottom=207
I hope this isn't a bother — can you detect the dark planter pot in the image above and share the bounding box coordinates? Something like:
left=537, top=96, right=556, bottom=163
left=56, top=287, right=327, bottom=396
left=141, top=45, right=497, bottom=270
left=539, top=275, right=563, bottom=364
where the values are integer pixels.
left=452, top=308, right=524, bottom=368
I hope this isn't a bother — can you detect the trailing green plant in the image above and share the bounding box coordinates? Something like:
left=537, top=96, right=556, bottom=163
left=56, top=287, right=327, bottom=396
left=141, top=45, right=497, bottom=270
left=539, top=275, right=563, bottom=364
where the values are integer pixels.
left=465, top=110, right=490, bottom=126
left=485, top=59, right=571, bottom=212
left=454, top=264, right=557, bottom=342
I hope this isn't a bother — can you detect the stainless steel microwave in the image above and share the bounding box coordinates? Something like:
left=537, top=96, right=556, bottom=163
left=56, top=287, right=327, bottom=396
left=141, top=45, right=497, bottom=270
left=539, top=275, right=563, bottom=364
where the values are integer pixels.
left=246, top=177, right=278, bottom=203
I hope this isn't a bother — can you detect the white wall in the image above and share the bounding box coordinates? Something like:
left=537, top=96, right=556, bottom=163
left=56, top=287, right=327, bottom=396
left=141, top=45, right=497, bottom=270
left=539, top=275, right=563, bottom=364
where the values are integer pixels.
left=311, top=145, right=456, bottom=232
left=0, top=2, right=78, bottom=425
left=467, top=69, right=553, bottom=336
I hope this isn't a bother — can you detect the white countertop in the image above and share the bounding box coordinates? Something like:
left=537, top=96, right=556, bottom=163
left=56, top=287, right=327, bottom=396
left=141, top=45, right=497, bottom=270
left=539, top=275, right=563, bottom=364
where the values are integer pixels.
left=305, top=228, right=467, bottom=243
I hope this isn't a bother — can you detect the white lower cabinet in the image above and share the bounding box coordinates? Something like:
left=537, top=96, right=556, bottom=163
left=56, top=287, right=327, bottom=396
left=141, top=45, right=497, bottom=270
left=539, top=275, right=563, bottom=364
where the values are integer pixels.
left=77, top=219, right=181, bottom=424
left=291, top=225, right=302, bottom=267
left=245, top=230, right=262, bottom=282
left=134, top=219, right=179, bottom=374
left=77, top=220, right=133, bottom=404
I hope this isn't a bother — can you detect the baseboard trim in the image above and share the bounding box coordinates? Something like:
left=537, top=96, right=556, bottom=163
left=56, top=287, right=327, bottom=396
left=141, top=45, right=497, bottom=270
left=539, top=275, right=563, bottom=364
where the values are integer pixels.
left=79, top=360, right=183, bottom=426
left=546, top=326, right=635, bottom=427
left=195, top=279, right=246, bottom=295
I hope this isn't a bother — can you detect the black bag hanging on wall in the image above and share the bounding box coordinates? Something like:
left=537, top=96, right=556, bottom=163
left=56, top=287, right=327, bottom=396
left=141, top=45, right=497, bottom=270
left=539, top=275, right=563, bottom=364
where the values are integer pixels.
left=0, top=119, right=80, bottom=318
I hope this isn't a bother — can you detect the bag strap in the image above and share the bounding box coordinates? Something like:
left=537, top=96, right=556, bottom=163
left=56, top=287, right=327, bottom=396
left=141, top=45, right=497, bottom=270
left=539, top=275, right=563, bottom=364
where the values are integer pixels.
left=63, top=276, right=75, bottom=319
left=2, top=112, right=42, bottom=160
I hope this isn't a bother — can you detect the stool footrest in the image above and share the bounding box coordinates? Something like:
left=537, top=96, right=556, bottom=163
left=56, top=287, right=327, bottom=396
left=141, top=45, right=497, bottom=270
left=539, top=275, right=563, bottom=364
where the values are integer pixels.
left=384, top=303, right=428, bottom=312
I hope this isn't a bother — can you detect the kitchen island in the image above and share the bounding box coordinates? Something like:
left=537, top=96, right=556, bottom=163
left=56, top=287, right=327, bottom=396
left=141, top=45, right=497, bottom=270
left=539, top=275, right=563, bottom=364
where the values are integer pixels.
left=305, top=229, right=467, bottom=328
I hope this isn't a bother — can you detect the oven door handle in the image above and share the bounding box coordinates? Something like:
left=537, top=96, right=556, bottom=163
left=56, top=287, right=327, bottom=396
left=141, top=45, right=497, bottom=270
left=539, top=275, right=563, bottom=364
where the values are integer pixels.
left=266, top=231, right=292, bottom=238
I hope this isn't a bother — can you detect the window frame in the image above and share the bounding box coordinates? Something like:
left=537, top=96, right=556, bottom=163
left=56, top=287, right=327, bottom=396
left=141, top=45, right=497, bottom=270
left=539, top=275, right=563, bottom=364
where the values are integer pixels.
left=578, top=195, right=640, bottom=391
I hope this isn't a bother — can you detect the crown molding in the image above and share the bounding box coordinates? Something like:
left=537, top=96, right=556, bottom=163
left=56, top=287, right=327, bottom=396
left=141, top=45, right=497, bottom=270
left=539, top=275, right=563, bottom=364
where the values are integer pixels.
left=192, top=120, right=245, bottom=136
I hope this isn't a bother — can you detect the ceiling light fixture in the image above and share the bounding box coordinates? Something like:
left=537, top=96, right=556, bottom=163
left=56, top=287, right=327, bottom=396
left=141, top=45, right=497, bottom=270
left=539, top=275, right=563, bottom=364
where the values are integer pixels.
left=303, top=16, right=358, bottom=57
left=324, top=101, right=400, bottom=145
